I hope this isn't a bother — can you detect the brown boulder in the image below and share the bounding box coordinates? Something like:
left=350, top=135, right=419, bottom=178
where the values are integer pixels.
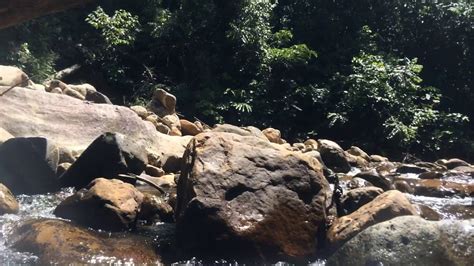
left=54, top=178, right=144, bottom=231
left=262, top=127, right=284, bottom=144
left=0, top=183, right=19, bottom=214
left=10, top=219, right=159, bottom=264
left=414, top=179, right=473, bottom=198
left=327, top=190, right=418, bottom=248
left=317, top=139, right=351, bottom=173
left=346, top=146, right=371, bottom=162
left=176, top=132, right=332, bottom=260
left=443, top=158, right=471, bottom=169
left=180, top=119, right=203, bottom=136
left=340, top=187, right=384, bottom=215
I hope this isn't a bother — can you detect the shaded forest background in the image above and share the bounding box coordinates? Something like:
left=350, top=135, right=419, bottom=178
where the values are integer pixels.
left=0, top=0, right=472, bottom=160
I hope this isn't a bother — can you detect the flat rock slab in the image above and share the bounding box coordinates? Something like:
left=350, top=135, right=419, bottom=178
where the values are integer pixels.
left=0, top=87, right=191, bottom=169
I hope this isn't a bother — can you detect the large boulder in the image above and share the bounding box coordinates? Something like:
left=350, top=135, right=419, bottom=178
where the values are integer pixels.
left=54, top=178, right=144, bottom=231
left=0, top=87, right=191, bottom=172
left=0, top=137, right=60, bottom=194
left=317, top=139, right=351, bottom=173
left=0, top=66, right=30, bottom=87
left=354, top=169, right=392, bottom=191
left=60, top=132, right=147, bottom=189
left=327, top=190, right=418, bottom=249
left=0, top=183, right=19, bottom=214
left=10, top=219, right=160, bottom=264
left=175, top=132, right=332, bottom=261
left=327, top=216, right=474, bottom=266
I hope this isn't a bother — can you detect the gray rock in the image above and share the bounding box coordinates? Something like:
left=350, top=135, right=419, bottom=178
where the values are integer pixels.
left=327, top=216, right=474, bottom=266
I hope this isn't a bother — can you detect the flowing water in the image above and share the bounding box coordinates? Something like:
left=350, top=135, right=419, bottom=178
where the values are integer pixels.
left=0, top=172, right=472, bottom=265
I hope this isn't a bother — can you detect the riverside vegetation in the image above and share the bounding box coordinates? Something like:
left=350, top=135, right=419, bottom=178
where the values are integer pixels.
left=0, top=0, right=473, bottom=265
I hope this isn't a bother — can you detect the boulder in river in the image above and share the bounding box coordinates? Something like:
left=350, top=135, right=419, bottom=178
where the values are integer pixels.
left=60, top=132, right=148, bottom=190
left=414, top=179, right=473, bottom=198
left=327, top=216, right=474, bottom=266
left=0, top=86, right=192, bottom=171
left=438, top=158, right=471, bottom=169
left=0, top=137, right=60, bottom=194
left=54, top=178, right=144, bottom=231
left=175, top=132, right=332, bottom=261
left=0, top=183, right=19, bottom=214
left=340, top=187, right=384, bottom=215
left=327, top=190, right=418, bottom=249
left=354, top=169, right=392, bottom=191
left=10, top=219, right=160, bottom=264
left=317, top=139, right=351, bottom=173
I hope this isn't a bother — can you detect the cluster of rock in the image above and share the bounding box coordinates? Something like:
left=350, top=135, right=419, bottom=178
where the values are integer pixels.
left=1, top=65, right=473, bottom=264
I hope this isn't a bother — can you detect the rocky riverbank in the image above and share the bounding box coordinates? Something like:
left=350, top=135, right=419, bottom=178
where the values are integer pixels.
left=0, top=66, right=473, bottom=264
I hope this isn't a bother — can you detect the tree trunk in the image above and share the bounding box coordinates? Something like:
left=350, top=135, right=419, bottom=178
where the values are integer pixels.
left=0, top=0, right=95, bottom=29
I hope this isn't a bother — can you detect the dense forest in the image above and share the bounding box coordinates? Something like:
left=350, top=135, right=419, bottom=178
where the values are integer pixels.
left=0, top=0, right=472, bottom=160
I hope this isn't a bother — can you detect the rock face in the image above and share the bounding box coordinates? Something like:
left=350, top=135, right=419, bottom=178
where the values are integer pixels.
left=0, top=183, right=19, bottom=214
left=327, top=216, right=474, bottom=266
left=10, top=219, right=160, bottom=264
left=0, top=137, right=60, bottom=194
left=0, top=87, right=191, bottom=172
left=327, top=190, right=418, bottom=248
left=0, top=66, right=30, bottom=87
left=54, top=178, right=144, bottom=231
left=60, top=132, right=148, bottom=190
left=317, top=139, right=351, bottom=173
left=176, top=132, right=332, bottom=260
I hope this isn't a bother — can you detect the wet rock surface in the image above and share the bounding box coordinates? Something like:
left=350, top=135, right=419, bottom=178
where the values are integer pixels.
left=10, top=219, right=160, bottom=264
left=176, top=132, right=331, bottom=261
left=54, top=178, right=144, bottom=231
left=327, top=216, right=474, bottom=266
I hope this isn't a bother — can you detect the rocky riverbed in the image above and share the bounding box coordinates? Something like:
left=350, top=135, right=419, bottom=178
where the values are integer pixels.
left=0, top=66, right=473, bottom=265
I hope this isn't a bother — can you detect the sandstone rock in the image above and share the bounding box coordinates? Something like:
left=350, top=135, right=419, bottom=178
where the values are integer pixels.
left=54, top=178, right=144, bottom=231
left=344, top=152, right=369, bottom=168
left=304, top=139, right=319, bottom=150
left=147, top=89, right=176, bottom=117
left=346, top=146, right=371, bottom=162
left=63, top=87, right=86, bottom=100
left=443, top=158, right=471, bottom=169
left=10, top=219, right=159, bottom=264
left=292, top=142, right=306, bottom=151
left=139, top=193, right=174, bottom=223
left=327, top=190, right=418, bottom=248
left=145, top=165, right=165, bottom=177
left=397, top=164, right=429, bottom=174
left=414, top=179, right=473, bottom=198
left=169, top=126, right=182, bottom=136
left=340, top=187, right=384, bottom=215
left=0, top=87, right=192, bottom=170
left=327, top=216, right=474, bottom=266
left=156, top=123, right=171, bottom=134
left=0, top=127, right=14, bottom=145
left=47, top=80, right=68, bottom=91
left=318, top=139, right=351, bottom=173
left=393, top=180, right=414, bottom=193
left=452, top=165, right=474, bottom=177
left=176, top=132, right=332, bottom=260
left=0, top=183, right=19, bottom=214
left=50, top=87, right=63, bottom=94
left=347, top=177, right=373, bottom=189
left=354, top=169, right=391, bottom=191
left=262, top=128, right=284, bottom=144
left=370, top=154, right=388, bottom=162
left=60, top=132, right=148, bottom=190
left=85, top=91, right=112, bottom=104
left=145, top=114, right=159, bottom=126
left=130, top=105, right=149, bottom=119
left=180, top=119, right=202, bottom=136
left=414, top=161, right=447, bottom=171
left=419, top=171, right=444, bottom=179
left=26, top=83, right=46, bottom=92
left=162, top=114, right=181, bottom=130
left=0, top=66, right=29, bottom=87
left=69, top=83, right=96, bottom=97
left=0, top=137, right=60, bottom=194
left=212, top=124, right=268, bottom=140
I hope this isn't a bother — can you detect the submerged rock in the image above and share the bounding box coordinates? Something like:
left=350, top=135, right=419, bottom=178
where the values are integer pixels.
left=327, top=190, right=418, bottom=249
left=327, top=216, right=474, bottom=266
left=0, top=183, right=19, bottom=214
left=10, top=219, right=160, bottom=264
left=0, top=137, right=60, bottom=194
left=176, top=132, right=331, bottom=261
left=60, top=132, right=148, bottom=190
left=54, top=178, right=144, bottom=231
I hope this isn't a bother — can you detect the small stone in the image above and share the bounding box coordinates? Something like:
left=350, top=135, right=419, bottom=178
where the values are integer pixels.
left=145, top=165, right=165, bottom=177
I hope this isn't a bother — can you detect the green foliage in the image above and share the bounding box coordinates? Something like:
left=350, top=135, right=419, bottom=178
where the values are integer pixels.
left=12, top=43, right=57, bottom=82
left=86, top=7, right=140, bottom=48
